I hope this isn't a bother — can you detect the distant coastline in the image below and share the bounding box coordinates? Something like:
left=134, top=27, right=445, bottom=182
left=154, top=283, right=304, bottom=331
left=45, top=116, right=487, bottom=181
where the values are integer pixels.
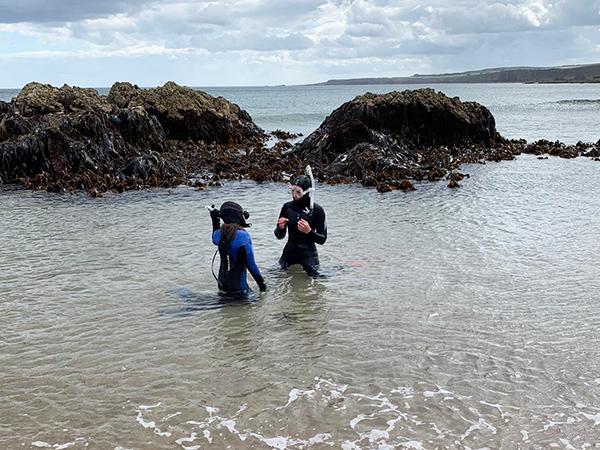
left=315, top=63, right=600, bottom=86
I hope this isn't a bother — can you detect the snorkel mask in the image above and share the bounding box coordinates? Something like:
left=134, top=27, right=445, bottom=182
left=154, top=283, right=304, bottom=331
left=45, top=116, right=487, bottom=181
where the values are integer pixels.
left=288, top=183, right=310, bottom=196
left=289, top=165, right=316, bottom=209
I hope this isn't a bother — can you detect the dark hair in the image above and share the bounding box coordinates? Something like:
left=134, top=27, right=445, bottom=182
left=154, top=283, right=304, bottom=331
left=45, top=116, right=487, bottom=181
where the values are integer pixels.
left=218, top=223, right=241, bottom=269
left=221, top=223, right=241, bottom=241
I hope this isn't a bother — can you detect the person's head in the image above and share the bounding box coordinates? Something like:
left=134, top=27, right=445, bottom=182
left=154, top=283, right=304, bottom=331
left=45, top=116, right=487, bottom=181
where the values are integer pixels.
left=219, top=201, right=250, bottom=228
left=290, top=175, right=311, bottom=202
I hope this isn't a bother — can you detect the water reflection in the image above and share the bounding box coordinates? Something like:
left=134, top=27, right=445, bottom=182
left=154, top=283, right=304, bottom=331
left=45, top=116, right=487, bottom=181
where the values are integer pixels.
left=161, top=287, right=258, bottom=316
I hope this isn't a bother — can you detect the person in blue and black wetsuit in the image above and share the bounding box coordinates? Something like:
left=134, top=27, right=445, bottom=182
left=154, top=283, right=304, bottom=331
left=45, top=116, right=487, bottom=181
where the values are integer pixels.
left=274, top=175, right=327, bottom=277
left=210, top=201, right=267, bottom=294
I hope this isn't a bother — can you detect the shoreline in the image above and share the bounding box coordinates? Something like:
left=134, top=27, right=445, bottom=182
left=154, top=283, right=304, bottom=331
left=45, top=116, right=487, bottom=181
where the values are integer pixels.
left=3, top=79, right=600, bottom=92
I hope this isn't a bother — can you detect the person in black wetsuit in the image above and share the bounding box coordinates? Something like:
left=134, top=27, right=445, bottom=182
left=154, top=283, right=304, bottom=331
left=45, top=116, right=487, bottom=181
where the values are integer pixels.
left=274, top=175, right=327, bottom=277
left=210, top=201, right=267, bottom=294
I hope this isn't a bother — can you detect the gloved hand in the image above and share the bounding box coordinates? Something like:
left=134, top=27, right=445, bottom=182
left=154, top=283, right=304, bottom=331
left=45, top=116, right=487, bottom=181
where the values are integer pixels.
left=256, top=277, right=267, bottom=292
left=209, top=205, right=220, bottom=231
left=209, top=205, right=220, bottom=220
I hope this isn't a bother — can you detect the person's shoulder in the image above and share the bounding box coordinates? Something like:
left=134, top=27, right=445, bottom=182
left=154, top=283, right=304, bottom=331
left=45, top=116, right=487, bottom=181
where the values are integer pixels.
left=236, top=228, right=252, bottom=241
left=314, top=203, right=326, bottom=214
left=279, top=201, right=294, bottom=214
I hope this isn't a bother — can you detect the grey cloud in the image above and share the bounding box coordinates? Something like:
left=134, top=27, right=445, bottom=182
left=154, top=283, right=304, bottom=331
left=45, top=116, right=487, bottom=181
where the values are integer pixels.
left=430, top=3, right=547, bottom=34
left=428, top=27, right=598, bottom=74
left=239, top=0, right=329, bottom=20
left=334, top=34, right=471, bottom=58
left=0, top=0, right=289, bottom=27
left=67, top=3, right=233, bottom=46
left=1, top=0, right=600, bottom=86
left=550, top=0, right=600, bottom=27
left=345, top=22, right=388, bottom=37
left=185, top=3, right=233, bottom=27
left=0, top=0, right=156, bottom=23
left=191, top=31, right=314, bottom=52
left=427, top=0, right=600, bottom=35
left=40, top=0, right=322, bottom=49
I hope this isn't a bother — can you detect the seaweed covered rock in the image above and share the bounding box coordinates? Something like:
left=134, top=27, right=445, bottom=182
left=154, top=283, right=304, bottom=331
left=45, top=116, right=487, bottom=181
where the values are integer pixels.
left=0, top=81, right=266, bottom=192
left=107, top=81, right=262, bottom=144
left=3, top=82, right=599, bottom=195
left=0, top=114, right=34, bottom=141
left=110, top=106, right=166, bottom=152
left=294, top=89, right=501, bottom=165
left=287, top=88, right=503, bottom=187
left=13, top=82, right=111, bottom=116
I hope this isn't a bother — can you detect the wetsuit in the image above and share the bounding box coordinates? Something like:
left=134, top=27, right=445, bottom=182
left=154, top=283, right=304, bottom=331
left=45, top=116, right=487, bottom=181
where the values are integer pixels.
left=274, top=196, right=327, bottom=277
left=212, top=216, right=265, bottom=294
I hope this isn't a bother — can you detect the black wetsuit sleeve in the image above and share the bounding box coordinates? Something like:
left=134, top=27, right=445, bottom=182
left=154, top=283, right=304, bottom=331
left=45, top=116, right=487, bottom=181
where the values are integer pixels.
left=274, top=204, right=288, bottom=240
left=210, top=211, right=220, bottom=232
left=310, top=207, right=327, bottom=245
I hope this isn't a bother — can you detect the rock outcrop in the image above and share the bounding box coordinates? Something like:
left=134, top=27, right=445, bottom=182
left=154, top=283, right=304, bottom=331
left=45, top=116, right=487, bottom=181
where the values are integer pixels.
left=287, top=89, right=507, bottom=188
left=294, top=89, right=500, bottom=161
left=287, top=89, right=598, bottom=191
left=0, top=81, right=264, bottom=194
left=106, top=82, right=261, bottom=144
left=1, top=84, right=598, bottom=195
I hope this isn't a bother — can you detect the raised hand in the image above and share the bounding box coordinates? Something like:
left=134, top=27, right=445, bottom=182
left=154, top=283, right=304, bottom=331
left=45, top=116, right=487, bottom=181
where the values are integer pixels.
left=277, top=217, right=289, bottom=229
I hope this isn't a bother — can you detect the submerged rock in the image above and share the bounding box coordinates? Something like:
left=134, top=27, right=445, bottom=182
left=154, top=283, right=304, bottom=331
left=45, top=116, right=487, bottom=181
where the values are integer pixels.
left=447, top=171, right=468, bottom=182
left=520, top=139, right=589, bottom=159
left=398, top=179, right=416, bottom=191
left=271, top=129, right=302, bottom=140
left=376, top=182, right=393, bottom=193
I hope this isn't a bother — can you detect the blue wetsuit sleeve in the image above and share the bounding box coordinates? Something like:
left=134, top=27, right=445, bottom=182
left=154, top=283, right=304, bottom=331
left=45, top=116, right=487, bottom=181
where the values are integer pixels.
left=212, top=229, right=221, bottom=246
left=240, top=232, right=263, bottom=281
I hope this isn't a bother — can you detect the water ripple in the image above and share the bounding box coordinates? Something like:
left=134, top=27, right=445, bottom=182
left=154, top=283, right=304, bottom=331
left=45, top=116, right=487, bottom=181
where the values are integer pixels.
left=2, top=156, right=600, bottom=447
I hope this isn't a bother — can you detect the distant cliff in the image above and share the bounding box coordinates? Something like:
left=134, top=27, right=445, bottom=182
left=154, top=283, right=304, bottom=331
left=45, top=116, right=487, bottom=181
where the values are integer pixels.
left=319, top=63, right=600, bottom=85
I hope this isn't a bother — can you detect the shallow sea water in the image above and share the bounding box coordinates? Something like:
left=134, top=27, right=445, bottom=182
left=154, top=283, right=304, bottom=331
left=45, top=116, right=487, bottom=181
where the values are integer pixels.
left=2, top=154, right=600, bottom=448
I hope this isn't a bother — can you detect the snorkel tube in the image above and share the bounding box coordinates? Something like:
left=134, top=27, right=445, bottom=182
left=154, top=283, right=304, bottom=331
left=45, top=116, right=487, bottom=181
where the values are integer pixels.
left=305, top=165, right=315, bottom=211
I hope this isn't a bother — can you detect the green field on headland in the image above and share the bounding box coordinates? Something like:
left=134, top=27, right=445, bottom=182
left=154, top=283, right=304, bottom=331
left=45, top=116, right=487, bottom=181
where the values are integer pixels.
left=318, top=63, right=600, bottom=85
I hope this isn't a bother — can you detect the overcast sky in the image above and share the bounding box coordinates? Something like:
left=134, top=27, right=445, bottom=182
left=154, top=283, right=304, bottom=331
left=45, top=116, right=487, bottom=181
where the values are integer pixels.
left=0, top=0, right=599, bottom=87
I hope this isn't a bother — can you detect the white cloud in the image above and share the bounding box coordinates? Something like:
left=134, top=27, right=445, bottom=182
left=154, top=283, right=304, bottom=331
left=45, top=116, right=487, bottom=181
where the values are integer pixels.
left=0, top=0, right=599, bottom=85
left=345, top=22, right=388, bottom=37
left=428, top=2, right=550, bottom=34
left=0, top=45, right=209, bottom=60
left=0, top=22, right=72, bottom=41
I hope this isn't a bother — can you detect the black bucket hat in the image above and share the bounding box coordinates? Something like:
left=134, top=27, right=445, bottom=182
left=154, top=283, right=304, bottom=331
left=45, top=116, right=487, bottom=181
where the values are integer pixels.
left=219, top=201, right=251, bottom=227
